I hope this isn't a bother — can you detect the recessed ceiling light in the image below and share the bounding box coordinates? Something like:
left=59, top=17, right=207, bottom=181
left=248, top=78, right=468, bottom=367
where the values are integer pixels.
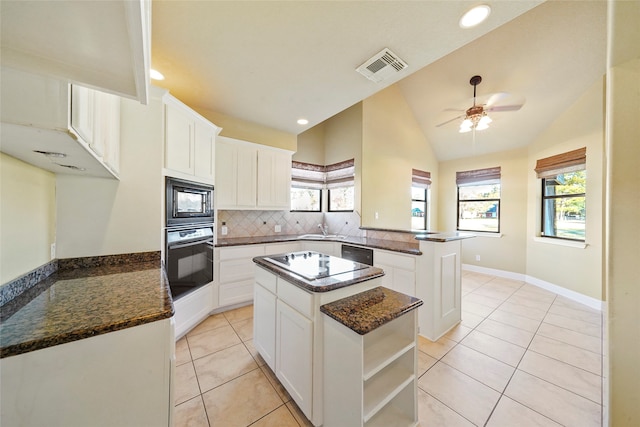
left=459, top=5, right=491, bottom=28
left=297, top=118, right=309, bottom=125
left=150, top=69, right=165, bottom=81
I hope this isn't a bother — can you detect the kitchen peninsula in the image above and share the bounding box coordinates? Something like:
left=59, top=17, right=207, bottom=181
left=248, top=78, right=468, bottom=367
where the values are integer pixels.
left=253, top=251, right=385, bottom=426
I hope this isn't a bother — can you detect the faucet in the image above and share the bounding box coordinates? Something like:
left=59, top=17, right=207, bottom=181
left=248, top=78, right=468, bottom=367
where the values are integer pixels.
left=318, top=224, right=328, bottom=236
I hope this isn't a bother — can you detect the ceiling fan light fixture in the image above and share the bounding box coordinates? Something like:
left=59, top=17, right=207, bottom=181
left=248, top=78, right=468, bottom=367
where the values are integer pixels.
left=459, top=5, right=491, bottom=29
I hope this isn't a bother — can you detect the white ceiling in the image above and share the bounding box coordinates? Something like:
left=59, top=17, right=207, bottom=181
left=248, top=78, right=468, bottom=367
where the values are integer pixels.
left=151, top=0, right=606, bottom=161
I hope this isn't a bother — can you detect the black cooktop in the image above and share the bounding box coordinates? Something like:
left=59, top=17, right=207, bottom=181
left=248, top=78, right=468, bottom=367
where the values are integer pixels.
left=264, top=251, right=368, bottom=280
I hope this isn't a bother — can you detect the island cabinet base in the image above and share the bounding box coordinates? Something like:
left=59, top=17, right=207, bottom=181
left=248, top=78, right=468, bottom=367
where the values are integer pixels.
left=253, top=265, right=382, bottom=427
left=0, top=318, right=175, bottom=427
left=323, top=303, right=419, bottom=427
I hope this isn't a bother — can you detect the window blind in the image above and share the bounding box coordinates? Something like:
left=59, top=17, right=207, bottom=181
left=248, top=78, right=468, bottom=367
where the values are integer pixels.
left=412, top=169, right=431, bottom=189
left=534, top=147, right=586, bottom=179
left=325, top=159, right=355, bottom=189
left=456, top=166, right=501, bottom=186
left=291, top=161, right=325, bottom=189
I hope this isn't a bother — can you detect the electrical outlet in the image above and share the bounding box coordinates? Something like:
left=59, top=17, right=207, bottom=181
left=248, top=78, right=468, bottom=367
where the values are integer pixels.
left=375, top=211, right=379, bottom=220
left=275, top=225, right=281, bottom=233
left=221, top=226, right=228, bottom=236
left=475, top=254, right=481, bottom=261
left=50, top=243, right=56, bottom=259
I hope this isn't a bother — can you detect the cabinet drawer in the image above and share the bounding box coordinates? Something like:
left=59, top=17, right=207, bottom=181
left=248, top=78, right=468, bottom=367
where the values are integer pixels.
left=277, top=279, right=313, bottom=318
left=255, top=266, right=277, bottom=294
left=375, top=251, right=415, bottom=271
left=219, top=280, right=254, bottom=306
left=219, top=258, right=255, bottom=283
left=219, top=245, right=265, bottom=261
left=265, top=242, right=301, bottom=256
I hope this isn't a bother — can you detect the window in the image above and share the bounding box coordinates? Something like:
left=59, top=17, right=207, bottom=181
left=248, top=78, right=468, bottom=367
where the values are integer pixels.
left=411, top=169, right=431, bottom=230
left=290, top=161, right=323, bottom=212
left=456, top=167, right=501, bottom=233
left=535, top=148, right=586, bottom=241
left=290, top=159, right=354, bottom=212
left=327, top=159, right=355, bottom=212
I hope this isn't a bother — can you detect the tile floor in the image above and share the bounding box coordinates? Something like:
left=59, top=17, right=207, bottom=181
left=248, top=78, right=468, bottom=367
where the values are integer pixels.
left=174, top=271, right=604, bottom=427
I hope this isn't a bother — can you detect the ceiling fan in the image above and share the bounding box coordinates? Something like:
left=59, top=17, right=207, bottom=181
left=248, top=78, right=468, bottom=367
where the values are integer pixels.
left=436, top=75, right=525, bottom=133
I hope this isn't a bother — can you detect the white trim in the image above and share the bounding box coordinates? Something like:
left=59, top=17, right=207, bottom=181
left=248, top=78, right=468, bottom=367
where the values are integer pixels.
left=462, top=264, right=525, bottom=281
left=533, top=236, right=588, bottom=248
left=525, top=275, right=603, bottom=311
left=462, top=264, right=603, bottom=311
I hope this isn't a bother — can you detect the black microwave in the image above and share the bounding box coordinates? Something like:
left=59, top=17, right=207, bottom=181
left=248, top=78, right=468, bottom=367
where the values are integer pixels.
left=166, top=177, right=214, bottom=226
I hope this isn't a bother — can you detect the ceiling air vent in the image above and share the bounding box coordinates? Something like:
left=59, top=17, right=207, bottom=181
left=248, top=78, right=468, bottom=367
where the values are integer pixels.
left=356, top=48, right=408, bottom=83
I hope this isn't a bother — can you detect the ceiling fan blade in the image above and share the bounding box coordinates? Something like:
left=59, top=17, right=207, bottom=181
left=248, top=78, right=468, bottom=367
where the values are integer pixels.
left=486, top=104, right=523, bottom=112
left=436, top=114, right=464, bottom=127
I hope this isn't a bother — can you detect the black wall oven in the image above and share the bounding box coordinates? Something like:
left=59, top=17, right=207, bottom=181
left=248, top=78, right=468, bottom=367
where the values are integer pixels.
left=165, top=177, right=215, bottom=300
left=165, top=225, right=214, bottom=300
left=166, top=177, right=214, bottom=226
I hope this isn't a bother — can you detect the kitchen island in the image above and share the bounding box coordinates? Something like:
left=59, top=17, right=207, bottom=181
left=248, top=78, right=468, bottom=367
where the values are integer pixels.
left=0, top=253, right=175, bottom=427
left=253, top=251, right=384, bottom=427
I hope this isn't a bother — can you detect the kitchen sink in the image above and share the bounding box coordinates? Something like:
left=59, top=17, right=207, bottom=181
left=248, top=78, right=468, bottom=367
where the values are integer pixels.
left=298, top=234, right=346, bottom=240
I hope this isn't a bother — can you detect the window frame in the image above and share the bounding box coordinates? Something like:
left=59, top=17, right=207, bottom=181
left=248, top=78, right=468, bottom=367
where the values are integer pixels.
left=290, top=186, right=322, bottom=212
left=328, top=186, right=354, bottom=212
left=411, top=186, right=428, bottom=230
left=456, top=184, right=501, bottom=233
left=540, top=171, right=586, bottom=242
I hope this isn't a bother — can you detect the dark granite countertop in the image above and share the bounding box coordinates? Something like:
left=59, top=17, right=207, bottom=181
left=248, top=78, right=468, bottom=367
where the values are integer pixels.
left=0, top=258, right=173, bottom=359
left=415, top=231, right=476, bottom=242
left=320, top=286, right=423, bottom=335
left=217, top=234, right=421, bottom=255
left=253, top=256, right=384, bottom=293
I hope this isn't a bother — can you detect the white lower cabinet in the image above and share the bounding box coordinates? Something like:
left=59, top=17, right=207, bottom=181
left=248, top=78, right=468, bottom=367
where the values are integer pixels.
left=253, top=269, right=277, bottom=370
left=253, top=265, right=381, bottom=426
left=301, top=240, right=338, bottom=256
left=174, top=283, right=214, bottom=338
left=324, top=309, right=418, bottom=427
left=276, top=299, right=314, bottom=416
left=216, top=245, right=265, bottom=308
left=374, top=250, right=416, bottom=296
left=0, top=319, right=174, bottom=427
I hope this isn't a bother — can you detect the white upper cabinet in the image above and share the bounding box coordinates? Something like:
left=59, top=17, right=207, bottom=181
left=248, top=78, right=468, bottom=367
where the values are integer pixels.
left=0, top=0, right=150, bottom=104
left=0, top=67, right=121, bottom=178
left=163, top=94, right=220, bottom=184
left=216, top=136, right=292, bottom=210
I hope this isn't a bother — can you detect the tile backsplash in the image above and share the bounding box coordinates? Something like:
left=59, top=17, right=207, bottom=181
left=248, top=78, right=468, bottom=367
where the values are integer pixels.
left=217, top=210, right=364, bottom=239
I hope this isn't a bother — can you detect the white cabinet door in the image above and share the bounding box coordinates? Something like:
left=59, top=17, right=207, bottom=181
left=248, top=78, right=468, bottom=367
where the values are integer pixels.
left=70, top=85, right=95, bottom=144
left=236, top=144, right=258, bottom=208
left=375, top=262, right=394, bottom=289
left=257, top=149, right=291, bottom=209
left=215, top=140, right=238, bottom=207
left=302, top=241, right=337, bottom=256
left=165, top=102, right=194, bottom=175
left=94, top=90, right=121, bottom=173
left=394, top=268, right=416, bottom=297
left=194, top=119, right=215, bottom=181
left=276, top=300, right=313, bottom=418
left=254, top=284, right=277, bottom=370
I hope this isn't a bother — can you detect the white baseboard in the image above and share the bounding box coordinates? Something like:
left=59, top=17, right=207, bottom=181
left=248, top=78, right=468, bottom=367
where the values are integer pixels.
left=462, top=264, right=604, bottom=311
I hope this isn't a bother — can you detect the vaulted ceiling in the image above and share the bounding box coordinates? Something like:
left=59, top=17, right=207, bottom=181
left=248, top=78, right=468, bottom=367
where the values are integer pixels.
left=151, top=0, right=607, bottom=161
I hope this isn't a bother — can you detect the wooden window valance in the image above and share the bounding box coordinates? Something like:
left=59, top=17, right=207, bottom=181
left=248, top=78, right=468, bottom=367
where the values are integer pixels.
left=534, top=147, right=586, bottom=179
left=412, top=169, right=431, bottom=188
left=456, top=166, right=501, bottom=186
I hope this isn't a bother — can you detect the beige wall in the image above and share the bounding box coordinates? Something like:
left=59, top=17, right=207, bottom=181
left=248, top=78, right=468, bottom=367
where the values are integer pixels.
left=0, top=153, right=56, bottom=284
left=295, top=123, right=325, bottom=164
left=606, top=0, right=640, bottom=424
left=439, top=148, right=529, bottom=274
left=195, top=107, right=297, bottom=152
left=362, top=85, right=439, bottom=230
left=55, top=91, right=165, bottom=258
left=526, top=78, right=605, bottom=300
